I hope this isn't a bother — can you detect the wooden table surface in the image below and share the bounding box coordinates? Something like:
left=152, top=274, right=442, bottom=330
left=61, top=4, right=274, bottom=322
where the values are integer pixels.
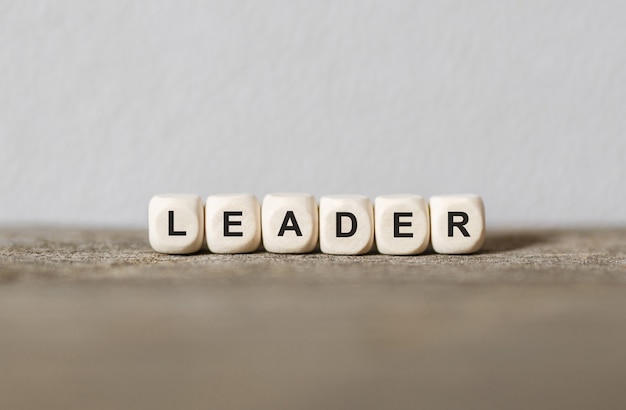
left=1, top=227, right=626, bottom=409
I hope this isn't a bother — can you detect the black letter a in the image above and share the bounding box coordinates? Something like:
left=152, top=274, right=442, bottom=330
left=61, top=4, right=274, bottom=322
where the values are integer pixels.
left=278, top=211, right=303, bottom=236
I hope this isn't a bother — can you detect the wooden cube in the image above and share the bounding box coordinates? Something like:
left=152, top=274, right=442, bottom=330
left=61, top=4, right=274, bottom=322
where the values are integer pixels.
left=374, top=194, right=430, bottom=255
left=205, top=194, right=261, bottom=253
left=149, top=194, right=204, bottom=254
left=430, top=195, right=485, bottom=254
left=319, top=195, right=374, bottom=255
left=261, top=193, right=318, bottom=253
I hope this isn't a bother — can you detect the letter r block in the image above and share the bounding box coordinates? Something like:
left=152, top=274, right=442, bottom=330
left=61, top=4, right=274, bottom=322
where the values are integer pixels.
left=149, top=194, right=204, bottom=254
left=205, top=194, right=261, bottom=253
left=319, top=195, right=374, bottom=255
left=261, top=193, right=318, bottom=253
left=429, top=195, right=485, bottom=254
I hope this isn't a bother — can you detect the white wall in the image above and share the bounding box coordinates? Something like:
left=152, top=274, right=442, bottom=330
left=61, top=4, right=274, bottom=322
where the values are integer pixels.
left=1, top=1, right=625, bottom=227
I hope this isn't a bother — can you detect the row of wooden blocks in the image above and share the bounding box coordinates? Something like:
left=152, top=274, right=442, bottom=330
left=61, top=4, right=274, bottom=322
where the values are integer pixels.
left=149, top=193, right=485, bottom=255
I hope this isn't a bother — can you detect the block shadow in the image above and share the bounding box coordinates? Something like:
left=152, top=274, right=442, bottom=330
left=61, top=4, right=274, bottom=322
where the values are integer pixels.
left=481, top=230, right=547, bottom=253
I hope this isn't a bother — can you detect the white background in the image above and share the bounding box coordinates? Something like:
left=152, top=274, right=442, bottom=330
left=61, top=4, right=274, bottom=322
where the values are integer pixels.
left=1, top=1, right=625, bottom=227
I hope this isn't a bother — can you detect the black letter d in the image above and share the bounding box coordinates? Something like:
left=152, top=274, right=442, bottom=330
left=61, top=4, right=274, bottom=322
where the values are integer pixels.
left=336, top=212, right=357, bottom=237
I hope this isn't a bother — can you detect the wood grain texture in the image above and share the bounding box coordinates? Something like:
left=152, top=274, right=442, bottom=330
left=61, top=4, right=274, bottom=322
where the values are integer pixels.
left=1, top=228, right=626, bottom=409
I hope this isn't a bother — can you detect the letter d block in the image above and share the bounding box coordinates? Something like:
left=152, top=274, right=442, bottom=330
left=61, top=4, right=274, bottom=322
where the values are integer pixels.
left=430, top=195, right=485, bottom=254
left=205, top=194, right=261, bottom=253
left=261, top=193, right=318, bottom=253
left=320, top=195, right=374, bottom=255
left=149, top=194, right=204, bottom=254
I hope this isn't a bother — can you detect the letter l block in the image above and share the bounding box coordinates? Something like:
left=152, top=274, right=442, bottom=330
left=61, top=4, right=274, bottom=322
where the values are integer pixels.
left=149, top=194, right=204, bottom=254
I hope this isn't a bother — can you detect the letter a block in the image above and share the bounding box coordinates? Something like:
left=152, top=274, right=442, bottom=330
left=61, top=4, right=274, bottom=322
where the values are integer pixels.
left=205, top=194, right=261, bottom=253
left=429, top=195, right=485, bottom=254
left=149, top=194, right=204, bottom=254
left=374, top=195, right=430, bottom=255
left=261, top=193, right=318, bottom=253
left=319, top=195, right=374, bottom=255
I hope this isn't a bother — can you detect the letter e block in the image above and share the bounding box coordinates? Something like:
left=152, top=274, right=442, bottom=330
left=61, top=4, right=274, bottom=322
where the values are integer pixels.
left=430, top=195, right=485, bottom=254
left=149, top=194, right=204, bottom=254
left=205, top=194, right=261, bottom=253
left=375, top=195, right=430, bottom=255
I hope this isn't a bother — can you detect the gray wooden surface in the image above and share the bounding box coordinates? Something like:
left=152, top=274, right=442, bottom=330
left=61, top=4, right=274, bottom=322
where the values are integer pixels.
left=1, top=227, right=626, bottom=409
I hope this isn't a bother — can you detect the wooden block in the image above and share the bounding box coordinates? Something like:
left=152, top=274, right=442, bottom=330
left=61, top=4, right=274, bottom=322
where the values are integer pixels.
left=261, top=193, right=318, bottom=253
left=148, top=194, right=204, bottom=254
left=205, top=194, right=261, bottom=254
left=430, top=195, right=485, bottom=254
left=319, top=195, right=374, bottom=255
left=374, top=195, right=430, bottom=255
